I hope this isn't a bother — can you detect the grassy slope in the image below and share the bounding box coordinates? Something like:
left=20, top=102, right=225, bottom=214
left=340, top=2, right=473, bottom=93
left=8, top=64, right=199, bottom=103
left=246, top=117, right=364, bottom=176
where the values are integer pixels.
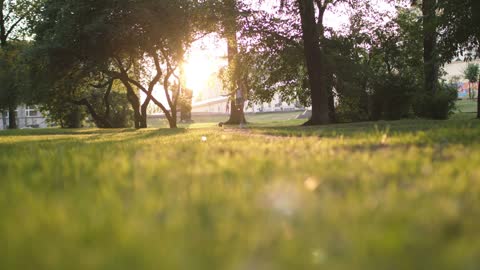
left=1, top=111, right=480, bottom=269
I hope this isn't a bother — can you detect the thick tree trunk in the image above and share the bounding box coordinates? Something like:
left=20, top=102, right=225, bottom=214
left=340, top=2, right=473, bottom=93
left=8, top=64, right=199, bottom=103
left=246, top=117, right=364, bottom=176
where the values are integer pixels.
left=140, top=104, right=148, bottom=129
left=122, top=82, right=143, bottom=129
left=223, top=0, right=246, bottom=125
left=225, top=100, right=246, bottom=125
left=298, top=0, right=330, bottom=126
left=169, top=108, right=177, bottom=128
left=422, top=0, right=438, bottom=95
left=66, top=108, right=82, bottom=128
left=8, top=105, right=16, bottom=129
left=1, top=1, right=6, bottom=49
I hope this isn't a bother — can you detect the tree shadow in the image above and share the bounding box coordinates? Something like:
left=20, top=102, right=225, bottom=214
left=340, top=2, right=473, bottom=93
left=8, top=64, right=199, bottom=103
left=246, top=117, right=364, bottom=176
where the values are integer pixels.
left=0, top=128, right=138, bottom=137
left=247, top=117, right=480, bottom=146
left=0, top=128, right=188, bottom=147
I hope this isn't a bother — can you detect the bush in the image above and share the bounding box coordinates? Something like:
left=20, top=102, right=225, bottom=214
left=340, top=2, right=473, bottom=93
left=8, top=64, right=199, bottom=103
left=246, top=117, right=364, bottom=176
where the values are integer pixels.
left=88, top=91, right=133, bottom=128
left=41, top=103, right=86, bottom=128
left=336, top=94, right=370, bottom=123
left=370, top=74, right=418, bottom=121
left=105, top=92, right=133, bottom=128
left=413, top=84, right=458, bottom=120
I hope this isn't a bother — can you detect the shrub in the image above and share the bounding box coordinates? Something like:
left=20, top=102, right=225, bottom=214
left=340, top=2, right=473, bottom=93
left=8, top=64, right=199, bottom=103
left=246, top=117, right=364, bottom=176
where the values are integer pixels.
left=413, top=84, right=458, bottom=120
left=369, top=74, right=418, bottom=121
left=41, top=103, right=86, bottom=128
left=105, top=92, right=133, bottom=128
left=336, top=94, right=370, bottom=123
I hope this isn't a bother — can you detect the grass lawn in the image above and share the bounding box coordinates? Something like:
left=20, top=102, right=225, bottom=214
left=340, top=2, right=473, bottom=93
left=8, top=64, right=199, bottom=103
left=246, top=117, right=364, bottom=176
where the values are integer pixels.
left=146, top=110, right=303, bottom=129
left=455, top=99, right=477, bottom=114
left=1, top=110, right=480, bottom=269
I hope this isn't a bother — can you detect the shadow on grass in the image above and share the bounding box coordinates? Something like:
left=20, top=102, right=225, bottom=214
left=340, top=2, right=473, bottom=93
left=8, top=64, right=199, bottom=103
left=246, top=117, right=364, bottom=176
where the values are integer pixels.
left=0, top=128, right=188, bottom=148
left=246, top=116, right=480, bottom=146
left=0, top=128, right=139, bottom=137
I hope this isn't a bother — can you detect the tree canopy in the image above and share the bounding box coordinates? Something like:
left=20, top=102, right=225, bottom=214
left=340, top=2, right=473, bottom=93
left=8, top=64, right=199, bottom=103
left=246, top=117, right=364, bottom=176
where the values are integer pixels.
left=32, top=0, right=213, bottom=128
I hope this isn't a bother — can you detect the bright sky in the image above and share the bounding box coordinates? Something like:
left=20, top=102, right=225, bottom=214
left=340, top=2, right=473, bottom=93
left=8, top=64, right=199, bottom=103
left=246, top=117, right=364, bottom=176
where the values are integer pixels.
left=183, top=34, right=228, bottom=92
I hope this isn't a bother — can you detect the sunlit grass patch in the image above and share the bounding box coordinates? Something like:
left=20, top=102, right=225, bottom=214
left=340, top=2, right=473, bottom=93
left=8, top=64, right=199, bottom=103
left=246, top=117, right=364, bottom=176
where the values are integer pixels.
left=0, top=115, right=480, bottom=269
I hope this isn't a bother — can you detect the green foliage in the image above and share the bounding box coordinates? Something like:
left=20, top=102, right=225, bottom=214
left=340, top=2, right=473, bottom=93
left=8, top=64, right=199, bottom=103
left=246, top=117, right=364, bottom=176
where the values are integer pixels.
left=179, top=88, right=193, bottom=123
left=370, top=73, right=418, bottom=120
left=40, top=101, right=85, bottom=128
left=103, top=92, right=133, bottom=128
left=31, top=0, right=212, bottom=128
left=1, top=0, right=41, bottom=44
left=463, top=63, right=479, bottom=83
left=0, top=41, right=32, bottom=110
left=329, top=7, right=425, bottom=121
left=235, top=8, right=309, bottom=107
left=413, top=83, right=458, bottom=120
left=438, top=0, right=480, bottom=62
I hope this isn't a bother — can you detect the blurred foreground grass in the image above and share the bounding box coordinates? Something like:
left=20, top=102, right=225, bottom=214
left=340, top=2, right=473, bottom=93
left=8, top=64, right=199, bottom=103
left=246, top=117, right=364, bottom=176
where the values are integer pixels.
left=1, top=112, right=480, bottom=269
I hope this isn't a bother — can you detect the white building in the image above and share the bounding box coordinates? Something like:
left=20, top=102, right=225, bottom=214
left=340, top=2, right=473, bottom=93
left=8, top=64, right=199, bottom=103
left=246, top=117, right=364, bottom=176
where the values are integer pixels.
left=0, top=105, right=49, bottom=130
left=191, top=94, right=303, bottom=114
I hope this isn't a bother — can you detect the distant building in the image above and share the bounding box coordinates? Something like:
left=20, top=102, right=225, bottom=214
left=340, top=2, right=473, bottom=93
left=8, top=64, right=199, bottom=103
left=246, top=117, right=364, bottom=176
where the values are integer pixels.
left=191, top=94, right=303, bottom=114
left=443, top=59, right=480, bottom=99
left=0, top=105, right=49, bottom=130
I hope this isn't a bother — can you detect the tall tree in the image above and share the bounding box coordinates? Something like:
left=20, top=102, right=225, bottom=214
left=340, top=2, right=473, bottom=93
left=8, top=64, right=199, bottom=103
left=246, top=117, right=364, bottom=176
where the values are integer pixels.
left=421, top=0, right=438, bottom=95
left=294, top=0, right=331, bottom=125
left=463, top=63, right=479, bottom=100
left=0, top=0, right=37, bottom=128
left=220, top=0, right=246, bottom=125
left=0, top=41, right=29, bottom=126
left=279, top=0, right=342, bottom=125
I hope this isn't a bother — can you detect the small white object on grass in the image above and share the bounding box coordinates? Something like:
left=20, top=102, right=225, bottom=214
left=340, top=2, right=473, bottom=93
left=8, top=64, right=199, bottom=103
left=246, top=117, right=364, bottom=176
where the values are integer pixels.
left=201, top=136, right=208, bottom=142
left=381, top=134, right=388, bottom=145
left=304, top=177, right=320, bottom=191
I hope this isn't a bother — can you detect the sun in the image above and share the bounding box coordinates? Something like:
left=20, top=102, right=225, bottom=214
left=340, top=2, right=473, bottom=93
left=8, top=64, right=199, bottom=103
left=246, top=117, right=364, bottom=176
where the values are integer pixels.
left=183, top=47, right=225, bottom=95
left=183, top=52, right=219, bottom=94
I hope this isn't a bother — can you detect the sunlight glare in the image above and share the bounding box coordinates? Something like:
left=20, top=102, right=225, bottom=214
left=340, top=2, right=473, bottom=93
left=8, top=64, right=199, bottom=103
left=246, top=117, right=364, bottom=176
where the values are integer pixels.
left=183, top=51, right=220, bottom=94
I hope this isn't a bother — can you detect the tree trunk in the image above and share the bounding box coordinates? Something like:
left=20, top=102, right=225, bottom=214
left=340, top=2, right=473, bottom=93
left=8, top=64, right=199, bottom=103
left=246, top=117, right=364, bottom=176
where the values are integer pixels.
left=422, top=0, right=438, bottom=95
left=225, top=100, right=246, bottom=125
left=71, top=99, right=113, bottom=128
left=469, top=83, right=473, bottom=99
left=8, top=105, right=16, bottom=129
left=168, top=106, right=178, bottom=128
left=2, top=5, right=16, bottom=129
left=65, top=107, right=82, bottom=128
left=222, top=0, right=246, bottom=125
left=1, top=1, right=6, bottom=49
left=477, top=80, right=480, bottom=119
left=140, top=104, right=148, bottom=129
left=122, top=81, right=143, bottom=129
left=298, top=0, right=330, bottom=126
